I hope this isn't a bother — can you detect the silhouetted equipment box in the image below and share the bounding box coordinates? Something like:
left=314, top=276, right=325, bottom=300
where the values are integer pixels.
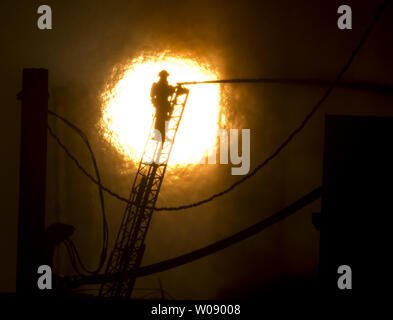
left=320, top=115, right=393, bottom=298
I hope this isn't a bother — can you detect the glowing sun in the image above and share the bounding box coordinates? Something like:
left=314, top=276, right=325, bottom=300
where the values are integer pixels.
left=100, top=53, right=221, bottom=166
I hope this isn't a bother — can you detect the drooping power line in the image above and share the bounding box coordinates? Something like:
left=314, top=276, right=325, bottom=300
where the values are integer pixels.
left=70, top=186, right=322, bottom=287
left=48, top=111, right=108, bottom=274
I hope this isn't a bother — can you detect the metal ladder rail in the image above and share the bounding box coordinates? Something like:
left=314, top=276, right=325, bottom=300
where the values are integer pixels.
left=99, top=86, right=189, bottom=298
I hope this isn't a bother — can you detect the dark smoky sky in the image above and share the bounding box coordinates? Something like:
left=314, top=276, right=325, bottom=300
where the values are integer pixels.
left=1, top=0, right=392, bottom=298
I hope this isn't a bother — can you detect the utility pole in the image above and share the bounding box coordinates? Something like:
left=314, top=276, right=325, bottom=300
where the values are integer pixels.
left=16, top=69, right=49, bottom=296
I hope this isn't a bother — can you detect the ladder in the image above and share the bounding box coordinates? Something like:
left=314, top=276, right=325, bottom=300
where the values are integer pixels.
left=99, top=86, right=189, bottom=298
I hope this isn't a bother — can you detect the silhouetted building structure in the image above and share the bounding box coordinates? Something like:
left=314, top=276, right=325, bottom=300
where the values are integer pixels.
left=320, top=115, right=393, bottom=299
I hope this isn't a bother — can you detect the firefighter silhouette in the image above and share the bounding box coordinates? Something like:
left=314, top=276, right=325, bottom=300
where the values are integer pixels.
left=150, top=70, right=175, bottom=142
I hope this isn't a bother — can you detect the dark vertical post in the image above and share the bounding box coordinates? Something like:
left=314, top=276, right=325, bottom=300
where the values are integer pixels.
left=16, top=69, right=48, bottom=296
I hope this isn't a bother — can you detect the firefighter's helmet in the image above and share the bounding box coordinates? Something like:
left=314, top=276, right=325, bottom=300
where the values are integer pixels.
left=158, top=70, right=169, bottom=78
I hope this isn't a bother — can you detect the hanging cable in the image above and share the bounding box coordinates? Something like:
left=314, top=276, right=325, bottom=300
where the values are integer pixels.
left=48, top=111, right=108, bottom=274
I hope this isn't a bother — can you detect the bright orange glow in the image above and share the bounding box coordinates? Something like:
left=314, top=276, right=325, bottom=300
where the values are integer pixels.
left=99, top=52, right=222, bottom=167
